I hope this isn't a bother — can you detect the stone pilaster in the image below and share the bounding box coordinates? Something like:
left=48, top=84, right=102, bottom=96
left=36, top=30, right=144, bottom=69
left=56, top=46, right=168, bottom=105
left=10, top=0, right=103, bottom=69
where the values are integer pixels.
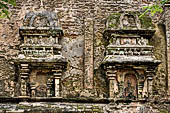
left=19, top=63, right=29, bottom=97
left=106, top=68, right=117, bottom=98
left=30, top=83, right=36, bottom=97
left=47, top=78, right=53, bottom=97
left=84, top=18, right=94, bottom=89
left=53, top=69, right=62, bottom=97
left=138, top=81, right=143, bottom=98
left=146, top=71, right=154, bottom=97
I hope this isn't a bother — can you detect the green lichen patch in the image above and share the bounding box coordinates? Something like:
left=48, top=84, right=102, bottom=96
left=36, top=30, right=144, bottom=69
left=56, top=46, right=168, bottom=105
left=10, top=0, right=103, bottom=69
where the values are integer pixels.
left=107, top=13, right=121, bottom=29
left=159, top=110, right=170, bottom=113
left=139, top=15, right=155, bottom=29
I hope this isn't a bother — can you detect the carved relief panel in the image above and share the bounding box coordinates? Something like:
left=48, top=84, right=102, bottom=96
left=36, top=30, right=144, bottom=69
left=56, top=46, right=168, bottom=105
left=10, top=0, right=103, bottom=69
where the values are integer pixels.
left=112, top=37, right=148, bottom=46
left=121, top=14, right=137, bottom=29
left=24, top=36, right=58, bottom=45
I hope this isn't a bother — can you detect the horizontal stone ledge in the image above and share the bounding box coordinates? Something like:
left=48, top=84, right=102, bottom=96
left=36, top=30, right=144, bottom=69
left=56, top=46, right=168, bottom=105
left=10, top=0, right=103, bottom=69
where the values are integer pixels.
left=0, top=97, right=153, bottom=104
left=0, top=97, right=108, bottom=103
left=1, top=97, right=170, bottom=105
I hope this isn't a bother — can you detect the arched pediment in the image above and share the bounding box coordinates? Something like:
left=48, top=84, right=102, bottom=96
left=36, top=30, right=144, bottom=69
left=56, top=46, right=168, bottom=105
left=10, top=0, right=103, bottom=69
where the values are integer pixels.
left=23, top=11, right=59, bottom=28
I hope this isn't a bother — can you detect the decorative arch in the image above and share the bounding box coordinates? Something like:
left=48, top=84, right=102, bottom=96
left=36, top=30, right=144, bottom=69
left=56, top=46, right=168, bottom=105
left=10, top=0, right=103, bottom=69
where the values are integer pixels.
left=122, top=69, right=139, bottom=81
left=121, top=69, right=139, bottom=99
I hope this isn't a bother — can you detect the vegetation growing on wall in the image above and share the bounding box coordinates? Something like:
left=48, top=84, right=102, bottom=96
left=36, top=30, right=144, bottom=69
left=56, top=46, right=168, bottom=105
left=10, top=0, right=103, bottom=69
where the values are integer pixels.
left=0, top=0, right=16, bottom=18
left=140, top=0, right=170, bottom=18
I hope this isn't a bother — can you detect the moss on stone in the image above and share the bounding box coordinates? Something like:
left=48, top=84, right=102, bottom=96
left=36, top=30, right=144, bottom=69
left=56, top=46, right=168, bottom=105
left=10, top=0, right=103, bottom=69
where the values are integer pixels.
left=139, top=15, right=154, bottom=29
left=107, top=13, right=121, bottom=29
left=17, top=105, right=30, bottom=109
left=159, top=110, right=169, bottom=113
left=107, top=12, right=154, bottom=30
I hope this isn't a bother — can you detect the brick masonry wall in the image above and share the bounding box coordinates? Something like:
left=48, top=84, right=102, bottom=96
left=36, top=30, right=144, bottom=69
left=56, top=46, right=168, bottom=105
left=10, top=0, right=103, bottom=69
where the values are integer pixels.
left=0, top=0, right=168, bottom=101
left=165, top=3, right=170, bottom=96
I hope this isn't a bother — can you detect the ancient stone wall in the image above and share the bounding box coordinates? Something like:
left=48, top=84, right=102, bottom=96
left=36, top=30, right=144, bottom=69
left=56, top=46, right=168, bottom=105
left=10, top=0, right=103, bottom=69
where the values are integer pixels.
left=165, top=3, right=170, bottom=96
left=0, top=0, right=169, bottom=112
left=0, top=0, right=167, bottom=97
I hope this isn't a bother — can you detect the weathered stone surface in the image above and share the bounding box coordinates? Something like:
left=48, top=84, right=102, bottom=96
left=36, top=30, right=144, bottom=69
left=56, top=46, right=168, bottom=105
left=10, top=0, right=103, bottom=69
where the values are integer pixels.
left=165, top=3, right=170, bottom=96
left=0, top=0, right=169, bottom=112
left=0, top=102, right=162, bottom=113
left=0, top=57, right=15, bottom=97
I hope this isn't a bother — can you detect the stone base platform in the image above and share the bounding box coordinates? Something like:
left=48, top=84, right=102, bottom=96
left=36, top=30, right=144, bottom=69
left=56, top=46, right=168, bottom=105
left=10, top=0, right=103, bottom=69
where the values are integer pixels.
left=0, top=97, right=169, bottom=113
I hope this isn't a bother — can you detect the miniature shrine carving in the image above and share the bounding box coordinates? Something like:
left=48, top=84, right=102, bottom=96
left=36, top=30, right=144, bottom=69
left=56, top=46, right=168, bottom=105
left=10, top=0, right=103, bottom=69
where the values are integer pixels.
left=102, top=12, right=161, bottom=100
left=122, top=14, right=137, bottom=29
left=14, top=10, right=67, bottom=98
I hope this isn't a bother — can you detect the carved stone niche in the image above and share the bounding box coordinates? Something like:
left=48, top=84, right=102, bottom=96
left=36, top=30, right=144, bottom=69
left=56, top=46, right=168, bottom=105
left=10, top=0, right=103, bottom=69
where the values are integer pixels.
left=14, top=11, right=67, bottom=98
left=102, top=12, right=161, bottom=100
left=104, top=65, right=159, bottom=100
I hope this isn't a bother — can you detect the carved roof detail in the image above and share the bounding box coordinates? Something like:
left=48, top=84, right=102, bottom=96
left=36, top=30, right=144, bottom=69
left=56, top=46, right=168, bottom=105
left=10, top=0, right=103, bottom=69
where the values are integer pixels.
left=23, top=11, right=59, bottom=28
left=106, top=12, right=154, bottom=30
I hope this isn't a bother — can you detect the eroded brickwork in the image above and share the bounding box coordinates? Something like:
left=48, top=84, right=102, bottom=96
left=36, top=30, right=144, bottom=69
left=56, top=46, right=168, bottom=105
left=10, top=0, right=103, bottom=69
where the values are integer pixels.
left=0, top=57, right=15, bottom=97
left=165, top=3, right=170, bottom=96
left=0, top=0, right=169, bottom=112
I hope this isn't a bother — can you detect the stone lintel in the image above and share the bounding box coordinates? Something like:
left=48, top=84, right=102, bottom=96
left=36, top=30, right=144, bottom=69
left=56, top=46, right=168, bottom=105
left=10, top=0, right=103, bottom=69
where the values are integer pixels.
left=19, top=27, right=63, bottom=37
left=102, top=59, right=161, bottom=66
left=14, top=61, right=67, bottom=70
left=103, top=29, right=156, bottom=39
left=18, top=96, right=30, bottom=98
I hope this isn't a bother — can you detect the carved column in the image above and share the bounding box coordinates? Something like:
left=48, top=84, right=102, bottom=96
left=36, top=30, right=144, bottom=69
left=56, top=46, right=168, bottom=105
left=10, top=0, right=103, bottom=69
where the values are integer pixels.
left=53, top=69, right=62, bottom=97
left=19, top=63, right=29, bottom=97
left=138, top=81, right=143, bottom=98
left=146, top=71, right=154, bottom=97
left=107, top=68, right=117, bottom=98
left=30, top=83, right=36, bottom=97
left=47, top=77, right=53, bottom=97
